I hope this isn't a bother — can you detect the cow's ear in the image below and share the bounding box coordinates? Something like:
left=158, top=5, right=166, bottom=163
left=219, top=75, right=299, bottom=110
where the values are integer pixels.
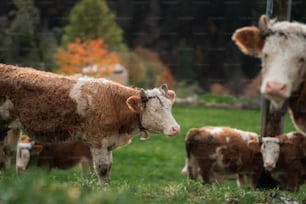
left=167, top=90, right=176, bottom=104
left=126, top=96, right=144, bottom=113
left=248, top=139, right=260, bottom=151
left=232, top=26, right=264, bottom=57
left=31, top=144, right=44, bottom=155
left=259, top=15, right=270, bottom=33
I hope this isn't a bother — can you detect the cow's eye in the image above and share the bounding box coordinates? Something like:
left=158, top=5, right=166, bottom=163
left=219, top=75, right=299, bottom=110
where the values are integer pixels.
left=299, top=57, right=305, bottom=63
left=263, top=53, right=268, bottom=59
left=152, top=108, right=158, bottom=112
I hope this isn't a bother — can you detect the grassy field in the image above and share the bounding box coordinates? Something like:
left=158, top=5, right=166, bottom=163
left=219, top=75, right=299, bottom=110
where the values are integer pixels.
left=0, top=105, right=305, bottom=204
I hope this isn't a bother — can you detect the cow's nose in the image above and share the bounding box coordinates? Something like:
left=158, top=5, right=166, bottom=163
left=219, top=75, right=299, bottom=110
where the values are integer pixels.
left=171, top=126, right=180, bottom=135
left=264, top=162, right=274, bottom=169
left=265, top=81, right=286, bottom=96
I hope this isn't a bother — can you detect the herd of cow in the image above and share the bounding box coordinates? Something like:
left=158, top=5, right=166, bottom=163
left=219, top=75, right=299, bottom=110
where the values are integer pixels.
left=1, top=14, right=306, bottom=192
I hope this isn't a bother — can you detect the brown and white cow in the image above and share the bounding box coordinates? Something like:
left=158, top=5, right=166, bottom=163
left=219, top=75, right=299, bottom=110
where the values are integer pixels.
left=16, top=137, right=92, bottom=174
left=0, top=64, right=180, bottom=184
left=260, top=132, right=306, bottom=192
left=184, top=126, right=263, bottom=189
left=232, top=15, right=306, bottom=134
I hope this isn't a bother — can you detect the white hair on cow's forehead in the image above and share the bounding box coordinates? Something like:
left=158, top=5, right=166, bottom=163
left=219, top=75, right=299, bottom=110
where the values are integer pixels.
left=262, top=137, right=279, bottom=143
left=269, top=20, right=306, bottom=33
left=145, top=88, right=165, bottom=97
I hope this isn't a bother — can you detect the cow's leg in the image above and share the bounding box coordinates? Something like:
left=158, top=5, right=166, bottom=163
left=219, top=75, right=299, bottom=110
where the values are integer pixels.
left=90, top=146, right=112, bottom=184
left=187, top=155, right=198, bottom=180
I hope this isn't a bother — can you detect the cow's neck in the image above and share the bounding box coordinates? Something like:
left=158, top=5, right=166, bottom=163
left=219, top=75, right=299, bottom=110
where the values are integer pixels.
left=288, top=77, right=306, bottom=133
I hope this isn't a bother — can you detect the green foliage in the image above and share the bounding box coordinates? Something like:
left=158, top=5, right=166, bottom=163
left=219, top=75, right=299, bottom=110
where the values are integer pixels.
left=198, top=93, right=246, bottom=105
left=2, top=0, right=58, bottom=71
left=6, top=0, right=40, bottom=65
left=0, top=106, right=304, bottom=203
left=62, top=0, right=126, bottom=51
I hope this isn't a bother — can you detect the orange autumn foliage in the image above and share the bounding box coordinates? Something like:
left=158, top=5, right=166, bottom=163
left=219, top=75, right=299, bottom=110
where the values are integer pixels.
left=56, top=38, right=120, bottom=76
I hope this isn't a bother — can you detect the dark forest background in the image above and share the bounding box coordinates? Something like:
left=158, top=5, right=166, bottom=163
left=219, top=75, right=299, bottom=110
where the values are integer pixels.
left=0, top=0, right=305, bottom=96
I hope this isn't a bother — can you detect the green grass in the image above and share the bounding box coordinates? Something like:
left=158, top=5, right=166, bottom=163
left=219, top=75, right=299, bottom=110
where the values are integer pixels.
left=0, top=106, right=305, bottom=204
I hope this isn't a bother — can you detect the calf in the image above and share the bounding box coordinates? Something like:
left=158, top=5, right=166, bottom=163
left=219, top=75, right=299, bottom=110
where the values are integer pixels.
left=260, top=132, right=306, bottom=192
left=16, top=137, right=92, bottom=173
left=184, top=126, right=262, bottom=189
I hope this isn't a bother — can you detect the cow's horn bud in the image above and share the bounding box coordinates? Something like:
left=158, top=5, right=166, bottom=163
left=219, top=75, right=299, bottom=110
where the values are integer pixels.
left=140, top=89, right=148, bottom=103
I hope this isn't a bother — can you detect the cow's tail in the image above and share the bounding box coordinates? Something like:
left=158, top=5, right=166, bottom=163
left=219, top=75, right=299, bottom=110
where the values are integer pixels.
left=185, top=128, right=200, bottom=159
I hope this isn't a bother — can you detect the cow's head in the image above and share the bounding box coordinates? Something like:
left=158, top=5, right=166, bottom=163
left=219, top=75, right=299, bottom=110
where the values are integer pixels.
left=16, top=136, right=42, bottom=173
left=233, top=15, right=306, bottom=109
left=260, top=137, right=283, bottom=171
left=126, top=84, right=180, bottom=136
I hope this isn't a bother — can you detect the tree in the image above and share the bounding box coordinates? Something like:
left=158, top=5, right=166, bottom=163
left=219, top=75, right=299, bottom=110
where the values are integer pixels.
left=61, top=0, right=126, bottom=51
left=56, top=38, right=120, bottom=76
left=6, top=0, right=40, bottom=66
left=3, top=0, right=58, bottom=71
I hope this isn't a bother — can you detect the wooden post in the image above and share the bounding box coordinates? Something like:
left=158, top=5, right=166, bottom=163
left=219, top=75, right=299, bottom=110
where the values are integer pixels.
left=257, top=0, right=292, bottom=189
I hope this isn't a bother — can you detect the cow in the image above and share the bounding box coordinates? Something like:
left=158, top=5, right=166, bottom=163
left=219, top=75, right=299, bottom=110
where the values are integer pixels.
left=184, top=126, right=263, bottom=189
left=16, top=137, right=92, bottom=174
left=0, top=129, right=20, bottom=170
left=0, top=64, right=180, bottom=184
left=260, top=132, right=306, bottom=192
left=232, top=15, right=306, bottom=135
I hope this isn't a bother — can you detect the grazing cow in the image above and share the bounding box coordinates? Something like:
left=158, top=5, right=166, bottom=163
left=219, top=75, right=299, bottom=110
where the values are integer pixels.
left=260, top=132, right=306, bottom=192
left=16, top=137, right=92, bottom=173
left=232, top=15, right=306, bottom=134
left=0, top=64, right=180, bottom=184
left=184, top=126, right=262, bottom=189
left=0, top=129, right=20, bottom=170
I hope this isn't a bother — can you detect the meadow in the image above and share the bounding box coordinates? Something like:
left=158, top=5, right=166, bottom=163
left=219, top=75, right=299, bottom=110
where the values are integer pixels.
left=0, top=105, right=305, bottom=204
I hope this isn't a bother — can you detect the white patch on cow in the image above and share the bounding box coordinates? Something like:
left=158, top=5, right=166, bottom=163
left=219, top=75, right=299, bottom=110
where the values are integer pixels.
left=226, top=137, right=230, bottom=143
left=209, top=127, right=223, bottom=135
left=69, top=78, right=94, bottom=116
left=8, top=119, right=23, bottom=129
left=260, top=21, right=306, bottom=108
left=235, top=129, right=258, bottom=141
left=286, top=132, right=297, bottom=139
left=97, top=78, right=110, bottom=84
left=208, top=146, right=227, bottom=169
left=0, top=99, right=14, bottom=120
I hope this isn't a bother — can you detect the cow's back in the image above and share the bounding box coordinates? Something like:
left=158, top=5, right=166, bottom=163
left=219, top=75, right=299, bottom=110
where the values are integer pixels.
left=0, top=65, right=83, bottom=141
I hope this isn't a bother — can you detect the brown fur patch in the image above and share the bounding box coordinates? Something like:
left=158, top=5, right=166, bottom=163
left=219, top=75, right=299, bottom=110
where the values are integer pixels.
left=34, top=141, right=92, bottom=171
left=232, top=26, right=264, bottom=57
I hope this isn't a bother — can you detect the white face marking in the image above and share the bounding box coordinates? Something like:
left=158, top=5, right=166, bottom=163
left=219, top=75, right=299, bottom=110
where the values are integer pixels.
left=0, top=99, right=14, bottom=120
left=260, top=137, right=281, bottom=171
left=16, top=143, right=33, bottom=171
left=260, top=22, right=306, bottom=108
left=141, top=88, right=180, bottom=136
left=69, top=78, right=96, bottom=116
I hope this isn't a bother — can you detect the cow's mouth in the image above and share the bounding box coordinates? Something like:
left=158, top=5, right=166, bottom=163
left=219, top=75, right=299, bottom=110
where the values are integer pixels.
left=264, top=94, right=287, bottom=110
